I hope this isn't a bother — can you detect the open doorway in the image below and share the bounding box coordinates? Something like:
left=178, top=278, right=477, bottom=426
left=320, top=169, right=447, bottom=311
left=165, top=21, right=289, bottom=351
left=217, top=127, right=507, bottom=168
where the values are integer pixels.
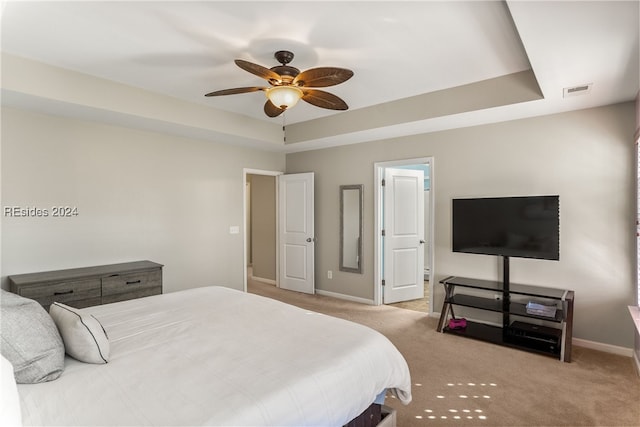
left=243, top=169, right=316, bottom=295
left=373, top=157, right=435, bottom=314
left=243, top=169, right=281, bottom=292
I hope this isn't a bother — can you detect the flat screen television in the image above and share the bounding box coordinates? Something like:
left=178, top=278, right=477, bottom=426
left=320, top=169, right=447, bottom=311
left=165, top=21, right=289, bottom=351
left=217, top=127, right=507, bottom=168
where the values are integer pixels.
left=452, top=195, right=559, bottom=260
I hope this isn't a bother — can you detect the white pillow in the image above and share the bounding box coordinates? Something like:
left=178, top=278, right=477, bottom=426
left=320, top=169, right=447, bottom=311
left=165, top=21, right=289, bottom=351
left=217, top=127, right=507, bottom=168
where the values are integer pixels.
left=0, top=354, right=22, bottom=426
left=49, top=303, right=110, bottom=364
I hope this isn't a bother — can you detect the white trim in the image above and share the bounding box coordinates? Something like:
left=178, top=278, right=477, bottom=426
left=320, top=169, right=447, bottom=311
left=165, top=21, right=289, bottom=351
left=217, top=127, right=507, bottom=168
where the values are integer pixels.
left=571, top=338, right=633, bottom=358
left=315, top=289, right=375, bottom=306
left=242, top=168, right=283, bottom=293
left=629, top=305, right=640, bottom=333
left=374, top=166, right=383, bottom=305
left=629, top=306, right=640, bottom=375
left=373, top=157, right=435, bottom=312
left=244, top=168, right=284, bottom=177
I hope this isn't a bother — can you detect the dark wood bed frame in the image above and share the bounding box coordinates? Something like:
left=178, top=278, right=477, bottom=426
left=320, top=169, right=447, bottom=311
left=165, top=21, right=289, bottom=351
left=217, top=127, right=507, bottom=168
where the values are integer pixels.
left=344, top=403, right=382, bottom=427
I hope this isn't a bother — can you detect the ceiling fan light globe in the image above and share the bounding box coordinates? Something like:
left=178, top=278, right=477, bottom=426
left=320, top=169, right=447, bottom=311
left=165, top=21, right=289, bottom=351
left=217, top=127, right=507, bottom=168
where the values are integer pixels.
left=266, top=86, right=303, bottom=109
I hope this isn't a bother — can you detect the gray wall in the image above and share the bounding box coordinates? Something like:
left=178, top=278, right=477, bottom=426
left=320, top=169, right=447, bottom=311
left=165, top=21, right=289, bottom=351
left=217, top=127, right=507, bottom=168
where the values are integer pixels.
left=250, top=174, right=276, bottom=281
left=1, top=107, right=285, bottom=293
left=286, top=102, right=636, bottom=348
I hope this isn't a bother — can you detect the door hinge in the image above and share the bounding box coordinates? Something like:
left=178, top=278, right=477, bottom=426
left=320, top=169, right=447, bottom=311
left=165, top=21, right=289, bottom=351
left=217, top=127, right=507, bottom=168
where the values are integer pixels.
left=381, top=229, right=385, bottom=236
left=382, top=279, right=386, bottom=287
left=381, top=179, right=386, bottom=186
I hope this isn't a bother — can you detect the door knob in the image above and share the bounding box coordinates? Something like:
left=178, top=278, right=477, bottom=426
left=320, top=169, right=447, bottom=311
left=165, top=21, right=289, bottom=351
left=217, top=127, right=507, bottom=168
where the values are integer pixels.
left=419, top=240, right=426, bottom=244
left=306, top=237, right=315, bottom=242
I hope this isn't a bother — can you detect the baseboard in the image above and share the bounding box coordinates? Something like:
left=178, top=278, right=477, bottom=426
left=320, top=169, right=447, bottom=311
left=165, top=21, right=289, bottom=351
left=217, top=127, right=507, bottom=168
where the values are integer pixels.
left=571, top=338, right=633, bottom=357
left=251, top=276, right=276, bottom=285
left=315, top=289, right=375, bottom=305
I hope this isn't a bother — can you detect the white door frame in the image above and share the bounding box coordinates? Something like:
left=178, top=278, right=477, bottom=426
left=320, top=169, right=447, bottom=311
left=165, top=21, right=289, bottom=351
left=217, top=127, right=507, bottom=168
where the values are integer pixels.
left=373, top=157, right=435, bottom=313
left=242, top=168, right=283, bottom=292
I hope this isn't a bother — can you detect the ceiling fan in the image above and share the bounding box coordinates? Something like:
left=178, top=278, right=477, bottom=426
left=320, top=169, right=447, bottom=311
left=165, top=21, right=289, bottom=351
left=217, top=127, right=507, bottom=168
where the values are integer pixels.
left=204, top=50, right=354, bottom=118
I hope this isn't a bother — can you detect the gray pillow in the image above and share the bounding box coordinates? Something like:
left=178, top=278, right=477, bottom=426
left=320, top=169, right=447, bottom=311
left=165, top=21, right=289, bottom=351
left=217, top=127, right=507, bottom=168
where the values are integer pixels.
left=0, top=289, right=65, bottom=383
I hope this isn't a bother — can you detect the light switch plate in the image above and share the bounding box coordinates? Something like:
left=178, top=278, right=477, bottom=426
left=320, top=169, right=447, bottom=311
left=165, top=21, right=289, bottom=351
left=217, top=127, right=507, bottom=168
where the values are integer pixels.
left=229, top=226, right=240, bottom=234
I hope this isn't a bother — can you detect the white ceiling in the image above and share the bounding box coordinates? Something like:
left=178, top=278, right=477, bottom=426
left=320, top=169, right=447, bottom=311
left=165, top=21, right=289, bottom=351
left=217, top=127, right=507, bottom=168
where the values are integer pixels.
left=1, top=1, right=638, bottom=152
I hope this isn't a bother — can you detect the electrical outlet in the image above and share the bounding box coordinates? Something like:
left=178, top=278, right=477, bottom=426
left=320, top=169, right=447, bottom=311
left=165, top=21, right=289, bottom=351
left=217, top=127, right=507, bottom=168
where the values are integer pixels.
left=327, top=270, right=333, bottom=279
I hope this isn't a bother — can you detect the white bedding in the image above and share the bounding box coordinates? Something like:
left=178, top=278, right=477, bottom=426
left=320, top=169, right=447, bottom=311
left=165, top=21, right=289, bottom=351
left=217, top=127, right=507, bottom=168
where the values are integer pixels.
left=18, top=286, right=411, bottom=426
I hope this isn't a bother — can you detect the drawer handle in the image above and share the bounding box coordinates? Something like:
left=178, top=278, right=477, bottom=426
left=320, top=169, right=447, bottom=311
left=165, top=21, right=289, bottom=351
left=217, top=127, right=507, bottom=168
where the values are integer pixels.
left=126, top=280, right=142, bottom=285
left=54, top=290, right=74, bottom=296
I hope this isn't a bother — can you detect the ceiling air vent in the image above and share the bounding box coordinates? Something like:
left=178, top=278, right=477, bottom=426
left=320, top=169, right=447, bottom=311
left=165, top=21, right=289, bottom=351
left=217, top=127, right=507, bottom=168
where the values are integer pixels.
left=563, top=83, right=592, bottom=98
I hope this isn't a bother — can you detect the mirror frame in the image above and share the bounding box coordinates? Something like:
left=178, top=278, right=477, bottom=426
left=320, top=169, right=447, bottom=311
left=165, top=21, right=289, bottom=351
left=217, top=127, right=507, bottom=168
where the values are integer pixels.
left=339, top=184, right=364, bottom=273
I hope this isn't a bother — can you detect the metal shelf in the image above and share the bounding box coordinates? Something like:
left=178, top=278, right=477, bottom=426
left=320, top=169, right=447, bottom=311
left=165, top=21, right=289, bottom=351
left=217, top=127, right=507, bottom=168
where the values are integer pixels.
left=438, top=276, right=573, bottom=362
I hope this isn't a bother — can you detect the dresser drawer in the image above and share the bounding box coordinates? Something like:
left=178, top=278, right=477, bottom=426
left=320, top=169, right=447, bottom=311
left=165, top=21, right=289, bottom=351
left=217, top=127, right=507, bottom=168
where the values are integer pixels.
left=18, top=278, right=102, bottom=310
left=101, top=269, right=162, bottom=302
left=101, top=286, right=161, bottom=305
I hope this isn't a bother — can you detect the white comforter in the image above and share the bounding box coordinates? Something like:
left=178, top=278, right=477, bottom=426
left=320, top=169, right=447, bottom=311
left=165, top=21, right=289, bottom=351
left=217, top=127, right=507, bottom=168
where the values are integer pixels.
left=18, top=286, right=411, bottom=426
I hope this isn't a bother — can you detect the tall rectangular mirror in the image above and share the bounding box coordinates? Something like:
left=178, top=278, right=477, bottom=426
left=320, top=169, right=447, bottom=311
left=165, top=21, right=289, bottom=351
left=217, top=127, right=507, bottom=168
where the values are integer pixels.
left=340, top=184, right=363, bottom=273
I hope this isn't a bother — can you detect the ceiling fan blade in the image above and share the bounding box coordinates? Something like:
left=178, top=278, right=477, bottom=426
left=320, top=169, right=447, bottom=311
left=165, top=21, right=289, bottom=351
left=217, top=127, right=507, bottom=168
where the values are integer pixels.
left=293, top=67, right=354, bottom=87
left=204, top=87, right=265, bottom=97
left=235, top=59, right=282, bottom=83
left=264, top=100, right=285, bottom=117
left=301, top=89, right=349, bottom=110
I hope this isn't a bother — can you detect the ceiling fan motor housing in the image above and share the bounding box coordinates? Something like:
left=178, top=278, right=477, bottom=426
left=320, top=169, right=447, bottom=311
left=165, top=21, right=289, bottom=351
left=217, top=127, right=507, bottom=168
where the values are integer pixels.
left=271, top=51, right=299, bottom=81
left=270, top=65, right=299, bottom=81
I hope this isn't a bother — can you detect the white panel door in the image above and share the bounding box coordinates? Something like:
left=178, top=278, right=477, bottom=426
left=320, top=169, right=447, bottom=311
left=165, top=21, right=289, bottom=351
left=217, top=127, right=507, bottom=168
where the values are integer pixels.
left=278, top=173, right=315, bottom=294
left=383, top=168, right=425, bottom=303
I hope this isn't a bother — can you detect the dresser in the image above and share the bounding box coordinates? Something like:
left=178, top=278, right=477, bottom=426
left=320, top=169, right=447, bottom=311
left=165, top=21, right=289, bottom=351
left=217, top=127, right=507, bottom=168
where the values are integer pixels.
left=8, top=261, right=163, bottom=310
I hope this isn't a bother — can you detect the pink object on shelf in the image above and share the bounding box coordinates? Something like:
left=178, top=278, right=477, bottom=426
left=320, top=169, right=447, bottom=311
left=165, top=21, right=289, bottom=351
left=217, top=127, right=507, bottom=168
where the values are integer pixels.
left=448, top=318, right=467, bottom=330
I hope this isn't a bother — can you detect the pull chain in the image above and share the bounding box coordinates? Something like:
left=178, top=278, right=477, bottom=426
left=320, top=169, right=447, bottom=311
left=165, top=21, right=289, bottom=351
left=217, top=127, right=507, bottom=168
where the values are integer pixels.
left=282, top=112, right=287, bottom=143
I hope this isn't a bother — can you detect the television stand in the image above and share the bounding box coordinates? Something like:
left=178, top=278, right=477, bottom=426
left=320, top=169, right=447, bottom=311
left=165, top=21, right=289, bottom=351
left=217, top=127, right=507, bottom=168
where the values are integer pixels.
left=437, top=276, right=574, bottom=362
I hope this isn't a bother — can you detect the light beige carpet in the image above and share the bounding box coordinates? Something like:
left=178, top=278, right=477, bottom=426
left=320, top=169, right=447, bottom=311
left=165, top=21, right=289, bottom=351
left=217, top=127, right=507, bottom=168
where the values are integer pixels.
left=248, top=281, right=640, bottom=427
left=388, top=281, right=430, bottom=313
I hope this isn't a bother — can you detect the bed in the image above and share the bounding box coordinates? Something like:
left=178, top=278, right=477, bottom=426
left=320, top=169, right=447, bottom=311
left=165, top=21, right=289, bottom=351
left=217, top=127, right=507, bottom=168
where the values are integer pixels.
left=4, top=286, right=412, bottom=426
